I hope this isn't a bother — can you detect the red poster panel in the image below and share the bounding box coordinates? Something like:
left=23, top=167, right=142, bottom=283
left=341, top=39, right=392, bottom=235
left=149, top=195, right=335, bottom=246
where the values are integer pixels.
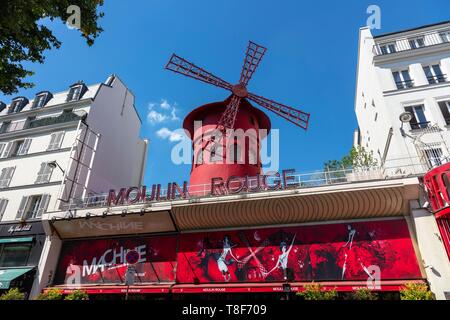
left=54, top=235, right=177, bottom=285
left=177, top=219, right=422, bottom=283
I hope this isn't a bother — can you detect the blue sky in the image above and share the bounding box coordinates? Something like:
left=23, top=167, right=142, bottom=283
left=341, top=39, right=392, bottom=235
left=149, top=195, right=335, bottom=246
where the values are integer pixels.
left=1, top=0, right=449, bottom=185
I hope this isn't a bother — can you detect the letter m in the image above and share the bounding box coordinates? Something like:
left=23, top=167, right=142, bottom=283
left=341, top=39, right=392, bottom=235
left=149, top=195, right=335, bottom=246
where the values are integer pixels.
left=107, top=188, right=127, bottom=206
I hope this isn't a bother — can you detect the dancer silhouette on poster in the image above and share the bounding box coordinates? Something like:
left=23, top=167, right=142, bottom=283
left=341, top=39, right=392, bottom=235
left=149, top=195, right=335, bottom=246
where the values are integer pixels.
left=263, top=234, right=296, bottom=280
left=217, top=235, right=242, bottom=282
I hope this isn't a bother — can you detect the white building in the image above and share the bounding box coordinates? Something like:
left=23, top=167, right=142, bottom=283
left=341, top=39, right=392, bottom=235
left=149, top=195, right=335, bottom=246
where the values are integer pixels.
left=354, top=21, right=450, bottom=175
left=354, top=21, right=450, bottom=299
left=0, top=74, right=148, bottom=297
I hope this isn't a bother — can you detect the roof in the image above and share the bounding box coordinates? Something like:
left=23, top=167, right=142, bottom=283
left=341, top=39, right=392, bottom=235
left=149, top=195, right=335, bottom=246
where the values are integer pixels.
left=0, top=83, right=102, bottom=117
left=374, top=20, right=450, bottom=39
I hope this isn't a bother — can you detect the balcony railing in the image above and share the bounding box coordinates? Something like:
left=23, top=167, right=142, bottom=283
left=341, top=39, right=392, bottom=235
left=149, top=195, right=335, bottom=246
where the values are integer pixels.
left=395, top=80, right=414, bottom=90
left=58, top=152, right=450, bottom=212
left=427, top=74, right=447, bottom=84
left=373, top=29, right=450, bottom=56
left=0, top=112, right=81, bottom=134
left=410, top=121, right=430, bottom=130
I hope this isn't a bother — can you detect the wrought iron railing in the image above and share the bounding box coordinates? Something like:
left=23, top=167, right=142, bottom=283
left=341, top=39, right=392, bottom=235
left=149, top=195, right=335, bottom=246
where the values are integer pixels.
left=373, top=29, right=450, bottom=56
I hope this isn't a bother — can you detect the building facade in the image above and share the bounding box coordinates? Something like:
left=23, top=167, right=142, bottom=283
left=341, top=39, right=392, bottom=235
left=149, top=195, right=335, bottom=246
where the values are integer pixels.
left=0, top=75, right=148, bottom=297
left=354, top=21, right=450, bottom=175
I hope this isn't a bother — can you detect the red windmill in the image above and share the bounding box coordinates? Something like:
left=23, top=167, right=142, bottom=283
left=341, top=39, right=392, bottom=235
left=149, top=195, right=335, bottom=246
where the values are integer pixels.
left=165, top=41, right=310, bottom=192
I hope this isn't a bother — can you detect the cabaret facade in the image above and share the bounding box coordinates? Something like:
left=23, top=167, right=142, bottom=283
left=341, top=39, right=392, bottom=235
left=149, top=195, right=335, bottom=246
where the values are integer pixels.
left=37, top=170, right=450, bottom=300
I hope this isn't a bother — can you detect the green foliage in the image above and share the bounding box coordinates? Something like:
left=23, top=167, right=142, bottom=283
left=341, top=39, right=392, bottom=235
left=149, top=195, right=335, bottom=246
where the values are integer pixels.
left=36, top=288, right=63, bottom=300
left=400, top=282, right=434, bottom=300
left=0, top=0, right=104, bottom=94
left=296, top=283, right=337, bottom=300
left=64, top=290, right=89, bottom=300
left=0, top=288, right=26, bottom=300
left=351, top=288, right=378, bottom=300
left=324, top=146, right=378, bottom=171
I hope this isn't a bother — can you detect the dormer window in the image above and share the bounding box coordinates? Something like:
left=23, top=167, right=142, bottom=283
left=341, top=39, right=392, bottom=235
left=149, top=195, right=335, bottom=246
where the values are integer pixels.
left=0, top=102, right=6, bottom=113
left=7, top=97, right=29, bottom=114
left=66, top=82, right=87, bottom=102
left=32, top=92, right=52, bottom=109
left=409, top=36, right=425, bottom=49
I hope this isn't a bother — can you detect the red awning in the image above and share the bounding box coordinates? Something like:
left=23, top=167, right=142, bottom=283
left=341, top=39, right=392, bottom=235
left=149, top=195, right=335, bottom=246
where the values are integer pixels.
left=171, top=280, right=426, bottom=294
left=46, top=284, right=173, bottom=295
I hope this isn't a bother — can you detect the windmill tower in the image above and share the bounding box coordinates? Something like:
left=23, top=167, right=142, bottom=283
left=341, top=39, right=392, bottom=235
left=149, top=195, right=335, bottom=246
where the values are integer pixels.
left=165, top=41, right=310, bottom=191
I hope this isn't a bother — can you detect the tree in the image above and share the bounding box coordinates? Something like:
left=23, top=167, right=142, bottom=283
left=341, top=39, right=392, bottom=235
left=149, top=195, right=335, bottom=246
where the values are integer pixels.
left=351, top=288, right=378, bottom=300
left=36, top=288, right=63, bottom=300
left=64, top=290, right=89, bottom=300
left=0, top=0, right=104, bottom=95
left=324, top=146, right=378, bottom=171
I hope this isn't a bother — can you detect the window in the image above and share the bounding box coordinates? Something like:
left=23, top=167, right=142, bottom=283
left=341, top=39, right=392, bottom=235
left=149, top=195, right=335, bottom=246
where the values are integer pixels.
left=7, top=98, right=28, bottom=114
left=229, top=143, right=242, bottom=164
left=409, top=37, right=425, bottom=49
left=0, top=243, right=32, bottom=267
left=3, top=139, right=32, bottom=158
left=438, top=101, right=450, bottom=125
left=393, top=70, right=413, bottom=89
left=47, top=131, right=65, bottom=151
left=31, top=92, right=51, bottom=109
left=440, top=31, right=450, bottom=43
left=0, top=199, right=8, bottom=221
left=0, top=121, right=11, bottom=133
left=210, top=144, right=223, bottom=162
left=16, top=194, right=50, bottom=220
left=0, top=167, right=15, bottom=188
left=424, top=148, right=444, bottom=168
left=67, top=85, right=84, bottom=102
left=404, top=105, right=429, bottom=129
left=423, top=64, right=446, bottom=84
left=35, top=163, right=54, bottom=184
left=379, top=43, right=397, bottom=54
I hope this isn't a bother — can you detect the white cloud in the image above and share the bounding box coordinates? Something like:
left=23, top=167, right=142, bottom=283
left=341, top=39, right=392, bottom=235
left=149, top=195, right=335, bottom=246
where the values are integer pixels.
left=156, top=127, right=185, bottom=142
left=146, top=99, right=180, bottom=125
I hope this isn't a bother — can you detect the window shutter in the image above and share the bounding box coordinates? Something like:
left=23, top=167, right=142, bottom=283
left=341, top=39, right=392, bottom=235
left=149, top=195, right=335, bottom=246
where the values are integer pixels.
left=0, top=168, right=7, bottom=188
left=0, top=199, right=8, bottom=220
left=16, top=196, right=28, bottom=220
left=36, top=194, right=51, bottom=218
left=2, top=142, right=13, bottom=158
left=438, top=101, right=450, bottom=125
left=47, top=133, right=56, bottom=150
left=5, top=167, right=15, bottom=187
left=35, top=163, right=47, bottom=184
left=0, top=143, right=5, bottom=157
left=17, top=138, right=32, bottom=155
left=54, top=132, right=65, bottom=149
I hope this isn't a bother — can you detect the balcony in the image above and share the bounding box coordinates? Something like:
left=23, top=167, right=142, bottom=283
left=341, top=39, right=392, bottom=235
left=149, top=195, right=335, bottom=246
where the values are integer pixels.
left=0, top=112, right=82, bottom=134
left=410, top=121, right=430, bottom=130
left=395, top=79, right=414, bottom=90
left=427, top=74, right=447, bottom=84
left=373, top=30, right=450, bottom=56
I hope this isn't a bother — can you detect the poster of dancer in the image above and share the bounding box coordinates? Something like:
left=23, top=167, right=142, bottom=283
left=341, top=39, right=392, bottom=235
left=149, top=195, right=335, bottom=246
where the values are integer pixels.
left=176, top=218, right=422, bottom=283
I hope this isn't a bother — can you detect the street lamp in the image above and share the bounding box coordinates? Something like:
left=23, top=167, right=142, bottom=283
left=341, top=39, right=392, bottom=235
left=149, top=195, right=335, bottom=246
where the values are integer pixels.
left=399, top=112, right=413, bottom=137
left=48, top=161, right=65, bottom=174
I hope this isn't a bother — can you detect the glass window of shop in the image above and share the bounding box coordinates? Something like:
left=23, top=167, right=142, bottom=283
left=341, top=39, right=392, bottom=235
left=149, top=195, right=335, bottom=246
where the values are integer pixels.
left=0, top=243, right=32, bottom=267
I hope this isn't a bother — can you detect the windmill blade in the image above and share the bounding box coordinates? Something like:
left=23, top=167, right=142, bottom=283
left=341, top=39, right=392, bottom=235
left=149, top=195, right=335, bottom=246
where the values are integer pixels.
left=165, top=54, right=233, bottom=91
left=239, top=41, right=267, bottom=86
left=218, top=95, right=242, bottom=131
left=248, top=92, right=310, bottom=130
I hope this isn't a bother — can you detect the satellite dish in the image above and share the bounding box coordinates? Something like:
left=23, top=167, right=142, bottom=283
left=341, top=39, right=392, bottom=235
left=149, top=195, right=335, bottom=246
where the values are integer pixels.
left=399, top=112, right=413, bottom=123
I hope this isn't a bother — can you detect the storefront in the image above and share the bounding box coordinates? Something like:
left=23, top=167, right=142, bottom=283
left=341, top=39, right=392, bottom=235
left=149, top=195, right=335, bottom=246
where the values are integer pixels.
left=47, top=215, right=425, bottom=300
left=0, top=221, right=46, bottom=298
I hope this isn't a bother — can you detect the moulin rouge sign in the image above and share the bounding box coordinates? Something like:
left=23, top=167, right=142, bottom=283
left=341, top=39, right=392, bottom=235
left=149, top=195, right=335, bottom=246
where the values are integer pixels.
left=107, top=169, right=300, bottom=207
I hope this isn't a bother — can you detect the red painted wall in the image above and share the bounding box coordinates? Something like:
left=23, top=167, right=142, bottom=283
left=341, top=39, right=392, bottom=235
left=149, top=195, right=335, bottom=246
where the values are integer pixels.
left=183, top=97, right=271, bottom=191
left=55, top=219, right=422, bottom=286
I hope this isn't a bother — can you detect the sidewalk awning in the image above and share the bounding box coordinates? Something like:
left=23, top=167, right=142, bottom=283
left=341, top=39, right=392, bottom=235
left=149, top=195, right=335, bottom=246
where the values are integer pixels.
left=46, top=284, right=173, bottom=295
left=171, top=280, right=426, bottom=294
left=0, top=237, right=33, bottom=244
left=0, top=267, right=34, bottom=289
